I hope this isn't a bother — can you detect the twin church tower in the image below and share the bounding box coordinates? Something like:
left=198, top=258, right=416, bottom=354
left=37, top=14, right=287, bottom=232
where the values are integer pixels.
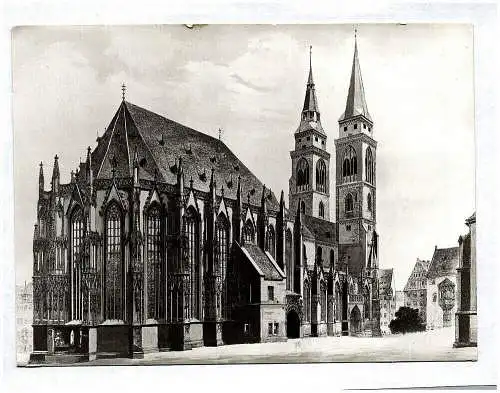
left=289, top=37, right=377, bottom=277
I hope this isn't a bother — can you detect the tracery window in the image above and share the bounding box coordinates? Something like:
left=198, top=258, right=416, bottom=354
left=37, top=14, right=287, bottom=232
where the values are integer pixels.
left=345, top=193, right=354, bottom=213
left=316, top=159, right=327, bottom=192
left=266, top=224, right=276, bottom=259
left=335, top=283, right=342, bottom=321
left=243, top=219, right=255, bottom=245
left=146, top=204, right=162, bottom=320
left=318, top=201, right=325, bottom=218
left=365, top=147, right=374, bottom=184
left=216, top=213, right=229, bottom=318
left=320, top=281, right=327, bottom=322
left=285, top=229, right=293, bottom=291
left=71, top=207, right=84, bottom=320
left=185, top=207, right=200, bottom=320
left=296, top=158, right=310, bottom=191
left=303, top=280, right=311, bottom=322
left=105, top=203, right=123, bottom=320
left=342, top=146, right=357, bottom=181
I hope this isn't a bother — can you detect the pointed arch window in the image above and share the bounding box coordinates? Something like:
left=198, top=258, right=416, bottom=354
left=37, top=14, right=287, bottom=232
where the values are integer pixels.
left=243, top=219, right=255, bottom=245
left=345, top=193, right=354, bottom=213
left=300, top=201, right=306, bottom=214
left=367, top=193, right=373, bottom=213
left=365, top=147, right=374, bottom=184
left=70, top=207, right=84, bottom=320
left=316, top=159, right=327, bottom=192
left=320, top=280, right=327, bottom=322
left=318, top=201, right=325, bottom=218
left=185, top=207, right=200, bottom=320
left=304, top=280, right=311, bottom=322
left=105, top=203, right=123, bottom=320
left=335, top=283, right=342, bottom=321
left=216, top=213, right=229, bottom=319
left=285, top=229, right=293, bottom=291
left=265, top=224, right=276, bottom=259
left=342, top=146, right=357, bottom=182
left=146, top=204, right=162, bottom=320
left=296, top=158, right=310, bottom=191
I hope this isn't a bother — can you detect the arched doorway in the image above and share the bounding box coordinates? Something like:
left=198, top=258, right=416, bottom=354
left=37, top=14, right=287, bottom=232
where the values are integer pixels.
left=349, top=306, right=362, bottom=335
left=287, top=310, right=300, bottom=338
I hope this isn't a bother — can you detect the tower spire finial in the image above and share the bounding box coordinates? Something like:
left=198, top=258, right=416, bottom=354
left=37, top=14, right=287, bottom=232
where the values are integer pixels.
left=121, top=83, right=126, bottom=101
left=309, top=45, right=312, bottom=70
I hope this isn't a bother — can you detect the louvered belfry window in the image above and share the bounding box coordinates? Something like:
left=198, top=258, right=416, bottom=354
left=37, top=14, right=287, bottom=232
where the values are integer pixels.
left=105, top=203, right=123, bottom=320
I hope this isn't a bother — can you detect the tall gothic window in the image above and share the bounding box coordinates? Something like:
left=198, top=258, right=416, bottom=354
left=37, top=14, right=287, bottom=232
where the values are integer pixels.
left=367, top=193, right=373, bottom=212
left=342, top=146, right=357, bottom=181
left=266, top=224, right=276, bottom=259
left=243, top=219, right=255, bottom=245
left=71, top=207, right=83, bottom=320
left=300, top=201, right=306, bottom=214
left=318, top=201, right=325, bottom=218
left=185, top=207, right=200, bottom=320
left=330, top=249, right=335, bottom=270
left=345, top=193, right=354, bottom=213
left=303, top=280, right=311, bottom=322
left=365, top=147, right=374, bottom=184
left=316, top=159, right=327, bottom=192
left=285, top=229, right=293, bottom=291
left=146, top=204, right=161, bottom=320
left=296, top=158, right=310, bottom=191
left=335, top=283, right=342, bottom=321
left=320, top=281, right=327, bottom=321
left=105, top=203, right=123, bottom=320
left=216, top=214, right=229, bottom=318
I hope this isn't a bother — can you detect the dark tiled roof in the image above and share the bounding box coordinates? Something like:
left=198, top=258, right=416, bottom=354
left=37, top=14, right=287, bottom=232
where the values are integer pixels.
left=242, top=243, right=283, bottom=281
left=427, top=247, right=459, bottom=279
left=379, top=268, right=393, bottom=295
left=91, top=101, right=279, bottom=210
left=302, top=215, right=336, bottom=245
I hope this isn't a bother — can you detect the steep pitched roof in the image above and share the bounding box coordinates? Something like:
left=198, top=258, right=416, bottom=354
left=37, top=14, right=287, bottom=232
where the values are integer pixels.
left=404, top=258, right=431, bottom=291
left=339, top=38, right=372, bottom=123
left=379, top=268, right=393, bottom=295
left=91, top=101, right=279, bottom=209
left=427, top=247, right=459, bottom=279
left=302, top=215, right=336, bottom=245
left=241, top=243, right=284, bottom=281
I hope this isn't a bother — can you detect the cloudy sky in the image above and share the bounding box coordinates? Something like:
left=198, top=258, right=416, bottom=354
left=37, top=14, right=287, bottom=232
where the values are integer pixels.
left=12, top=24, right=474, bottom=289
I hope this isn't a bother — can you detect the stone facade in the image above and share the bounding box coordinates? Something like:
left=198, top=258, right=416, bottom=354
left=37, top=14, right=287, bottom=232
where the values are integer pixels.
left=426, top=247, right=459, bottom=330
left=29, top=37, right=382, bottom=363
left=454, top=213, right=476, bottom=347
left=404, top=258, right=430, bottom=324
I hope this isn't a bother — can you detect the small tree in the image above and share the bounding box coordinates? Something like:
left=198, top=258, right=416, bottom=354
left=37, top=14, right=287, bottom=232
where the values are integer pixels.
left=389, top=307, right=426, bottom=334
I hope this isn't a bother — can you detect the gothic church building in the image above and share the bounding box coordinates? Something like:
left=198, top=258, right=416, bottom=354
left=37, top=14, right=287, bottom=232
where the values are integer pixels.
left=30, top=37, right=381, bottom=362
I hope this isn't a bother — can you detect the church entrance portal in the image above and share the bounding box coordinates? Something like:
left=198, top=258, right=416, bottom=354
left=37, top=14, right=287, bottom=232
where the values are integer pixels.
left=286, top=310, right=300, bottom=338
left=349, top=306, right=362, bottom=335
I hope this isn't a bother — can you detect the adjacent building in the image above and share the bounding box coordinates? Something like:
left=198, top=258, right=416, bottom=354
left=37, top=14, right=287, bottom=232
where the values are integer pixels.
left=404, top=258, right=430, bottom=323
left=379, top=268, right=395, bottom=334
left=30, top=36, right=383, bottom=363
left=426, top=246, right=459, bottom=330
left=16, top=281, right=33, bottom=361
left=395, top=290, right=404, bottom=313
left=454, top=212, right=476, bottom=347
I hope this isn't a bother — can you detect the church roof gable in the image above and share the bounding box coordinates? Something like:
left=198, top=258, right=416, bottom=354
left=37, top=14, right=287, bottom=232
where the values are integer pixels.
left=427, top=247, right=459, bottom=279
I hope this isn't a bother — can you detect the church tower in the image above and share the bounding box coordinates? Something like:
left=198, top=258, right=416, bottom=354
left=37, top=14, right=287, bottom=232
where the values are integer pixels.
left=335, top=33, right=377, bottom=274
left=289, top=47, right=331, bottom=220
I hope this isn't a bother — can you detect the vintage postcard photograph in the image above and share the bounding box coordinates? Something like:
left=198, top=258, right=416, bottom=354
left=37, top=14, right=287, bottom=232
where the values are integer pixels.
left=12, top=24, right=477, bottom=367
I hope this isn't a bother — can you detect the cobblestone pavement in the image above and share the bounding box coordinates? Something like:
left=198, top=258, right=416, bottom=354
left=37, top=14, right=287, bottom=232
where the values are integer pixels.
left=73, top=326, right=476, bottom=366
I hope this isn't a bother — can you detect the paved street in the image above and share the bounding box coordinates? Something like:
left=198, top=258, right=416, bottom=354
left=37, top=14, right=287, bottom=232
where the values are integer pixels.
left=82, top=327, right=475, bottom=365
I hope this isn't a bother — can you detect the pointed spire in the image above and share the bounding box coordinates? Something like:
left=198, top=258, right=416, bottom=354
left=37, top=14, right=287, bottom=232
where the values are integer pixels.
left=87, top=146, right=93, bottom=193
left=52, top=154, right=60, bottom=179
left=177, top=156, right=184, bottom=195
left=133, top=147, right=139, bottom=185
left=51, top=154, right=60, bottom=193
left=339, top=30, right=372, bottom=123
left=307, top=45, right=314, bottom=86
left=38, top=162, right=44, bottom=195
left=260, top=184, right=267, bottom=215
left=280, top=190, right=285, bottom=209
left=236, top=175, right=242, bottom=210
